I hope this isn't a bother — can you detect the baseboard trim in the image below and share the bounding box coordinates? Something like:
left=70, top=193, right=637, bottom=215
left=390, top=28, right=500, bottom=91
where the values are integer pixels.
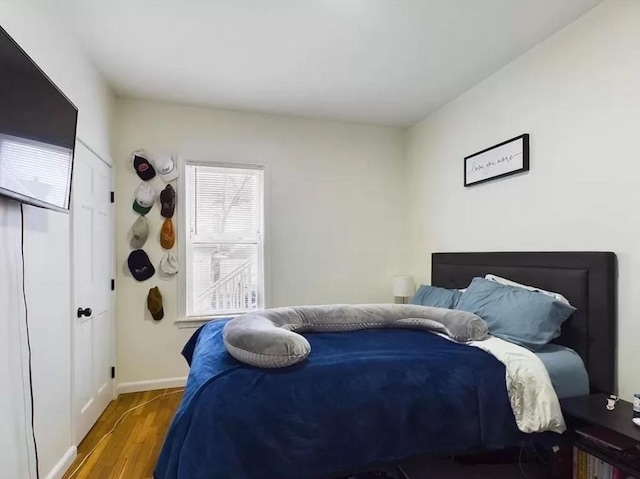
left=44, top=446, right=77, bottom=479
left=117, top=377, right=187, bottom=394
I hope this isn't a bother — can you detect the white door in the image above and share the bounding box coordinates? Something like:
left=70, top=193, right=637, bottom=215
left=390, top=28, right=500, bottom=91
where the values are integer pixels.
left=72, top=142, right=113, bottom=442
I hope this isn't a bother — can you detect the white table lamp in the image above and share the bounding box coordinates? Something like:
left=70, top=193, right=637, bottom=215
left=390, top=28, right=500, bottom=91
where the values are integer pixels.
left=392, top=275, right=414, bottom=304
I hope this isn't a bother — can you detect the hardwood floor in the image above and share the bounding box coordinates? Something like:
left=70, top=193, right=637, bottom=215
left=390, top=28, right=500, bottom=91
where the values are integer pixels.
left=61, top=387, right=548, bottom=479
left=62, top=388, right=183, bottom=479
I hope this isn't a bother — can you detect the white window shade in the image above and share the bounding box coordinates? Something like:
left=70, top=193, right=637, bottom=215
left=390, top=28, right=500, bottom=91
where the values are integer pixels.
left=184, top=163, right=264, bottom=318
left=0, top=134, right=73, bottom=210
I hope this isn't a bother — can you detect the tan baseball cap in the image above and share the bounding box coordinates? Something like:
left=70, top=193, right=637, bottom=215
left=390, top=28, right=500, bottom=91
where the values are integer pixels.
left=147, top=287, right=164, bottom=321
left=130, top=216, right=149, bottom=249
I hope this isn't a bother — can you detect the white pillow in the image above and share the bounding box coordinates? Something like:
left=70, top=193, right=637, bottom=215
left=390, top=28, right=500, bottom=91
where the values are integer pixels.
left=484, top=274, right=571, bottom=305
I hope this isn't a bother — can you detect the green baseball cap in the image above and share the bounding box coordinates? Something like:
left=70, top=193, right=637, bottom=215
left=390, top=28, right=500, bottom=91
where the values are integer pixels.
left=132, top=182, right=155, bottom=215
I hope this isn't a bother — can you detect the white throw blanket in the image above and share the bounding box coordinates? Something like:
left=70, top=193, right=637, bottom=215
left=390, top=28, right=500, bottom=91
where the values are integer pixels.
left=468, top=336, right=566, bottom=434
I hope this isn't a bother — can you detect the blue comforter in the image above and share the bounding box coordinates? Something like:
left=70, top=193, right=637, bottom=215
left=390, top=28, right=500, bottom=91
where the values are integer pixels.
left=155, top=320, right=528, bottom=479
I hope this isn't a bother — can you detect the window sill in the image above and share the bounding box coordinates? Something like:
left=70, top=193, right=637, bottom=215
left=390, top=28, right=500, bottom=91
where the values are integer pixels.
left=174, top=315, right=238, bottom=329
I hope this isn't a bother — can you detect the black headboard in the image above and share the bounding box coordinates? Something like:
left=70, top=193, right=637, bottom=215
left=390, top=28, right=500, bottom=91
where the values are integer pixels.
left=431, top=252, right=617, bottom=394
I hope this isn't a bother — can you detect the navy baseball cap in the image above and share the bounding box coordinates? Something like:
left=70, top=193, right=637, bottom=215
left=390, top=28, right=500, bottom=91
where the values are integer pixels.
left=130, top=150, right=156, bottom=181
left=127, top=249, right=155, bottom=281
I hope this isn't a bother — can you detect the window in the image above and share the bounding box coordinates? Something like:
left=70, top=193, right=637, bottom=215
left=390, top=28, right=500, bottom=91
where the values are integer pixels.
left=182, top=162, right=265, bottom=320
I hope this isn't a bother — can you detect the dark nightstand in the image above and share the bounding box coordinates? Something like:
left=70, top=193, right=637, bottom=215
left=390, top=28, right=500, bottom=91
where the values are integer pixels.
left=561, top=394, right=640, bottom=478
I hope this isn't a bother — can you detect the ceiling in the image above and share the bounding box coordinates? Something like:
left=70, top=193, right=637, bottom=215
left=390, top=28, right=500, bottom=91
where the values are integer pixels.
left=58, top=0, right=602, bottom=127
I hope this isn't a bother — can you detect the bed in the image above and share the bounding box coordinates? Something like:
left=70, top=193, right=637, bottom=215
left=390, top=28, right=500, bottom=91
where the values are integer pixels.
left=154, top=252, right=616, bottom=479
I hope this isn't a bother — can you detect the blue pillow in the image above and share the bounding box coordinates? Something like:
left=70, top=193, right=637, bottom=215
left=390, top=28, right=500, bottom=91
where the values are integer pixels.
left=455, top=277, right=576, bottom=351
left=410, top=285, right=462, bottom=309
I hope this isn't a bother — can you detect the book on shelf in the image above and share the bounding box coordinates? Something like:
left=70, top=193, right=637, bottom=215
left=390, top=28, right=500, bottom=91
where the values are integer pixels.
left=573, top=446, right=631, bottom=479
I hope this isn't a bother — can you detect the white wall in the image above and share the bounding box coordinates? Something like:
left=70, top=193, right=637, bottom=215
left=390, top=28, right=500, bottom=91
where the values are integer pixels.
left=0, top=202, right=33, bottom=479
left=114, top=98, right=407, bottom=387
left=0, top=1, right=114, bottom=477
left=406, top=1, right=640, bottom=401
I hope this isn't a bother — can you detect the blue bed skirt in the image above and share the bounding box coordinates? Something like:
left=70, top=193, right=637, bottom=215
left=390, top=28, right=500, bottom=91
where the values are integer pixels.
left=155, top=320, right=534, bottom=479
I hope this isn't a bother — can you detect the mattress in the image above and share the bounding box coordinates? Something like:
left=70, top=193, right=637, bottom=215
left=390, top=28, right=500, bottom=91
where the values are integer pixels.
left=535, top=343, right=589, bottom=399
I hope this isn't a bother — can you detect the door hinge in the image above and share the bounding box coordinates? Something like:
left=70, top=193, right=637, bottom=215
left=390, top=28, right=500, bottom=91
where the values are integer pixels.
left=111, top=366, right=115, bottom=379
left=111, top=278, right=115, bottom=291
left=110, top=191, right=115, bottom=203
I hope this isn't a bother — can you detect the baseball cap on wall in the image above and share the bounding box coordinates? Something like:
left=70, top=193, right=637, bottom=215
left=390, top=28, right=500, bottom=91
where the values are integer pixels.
left=130, top=216, right=149, bottom=249
left=130, top=150, right=156, bottom=181
left=127, top=249, right=155, bottom=281
left=153, top=155, right=179, bottom=183
left=147, top=287, right=164, bottom=321
left=158, top=251, right=178, bottom=280
left=160, top=185, right=175, bottom=218
left=133, top=182, right=155, bottom=215
left=160, top=217, right=175, bottom=249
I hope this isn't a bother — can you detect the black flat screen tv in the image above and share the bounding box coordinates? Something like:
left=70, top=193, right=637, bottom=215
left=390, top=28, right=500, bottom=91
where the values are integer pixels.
left=0, top=26, right=78, bottom=212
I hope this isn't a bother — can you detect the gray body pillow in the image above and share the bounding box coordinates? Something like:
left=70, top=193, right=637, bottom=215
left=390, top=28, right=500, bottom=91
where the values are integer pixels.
left=222, top=304, right=488, bottom=368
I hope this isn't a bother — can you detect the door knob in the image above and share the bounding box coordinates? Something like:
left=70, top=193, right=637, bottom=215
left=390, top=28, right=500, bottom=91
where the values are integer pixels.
left=77, top=307, right=93, bottom=318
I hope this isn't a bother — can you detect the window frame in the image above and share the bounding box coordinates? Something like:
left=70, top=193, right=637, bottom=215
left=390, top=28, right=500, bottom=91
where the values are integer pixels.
left=176, top=157, right=270, bottom=328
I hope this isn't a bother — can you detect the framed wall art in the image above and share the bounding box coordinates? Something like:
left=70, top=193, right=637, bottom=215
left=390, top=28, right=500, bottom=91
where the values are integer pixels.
left=464, top=134, right=529, bottom=187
